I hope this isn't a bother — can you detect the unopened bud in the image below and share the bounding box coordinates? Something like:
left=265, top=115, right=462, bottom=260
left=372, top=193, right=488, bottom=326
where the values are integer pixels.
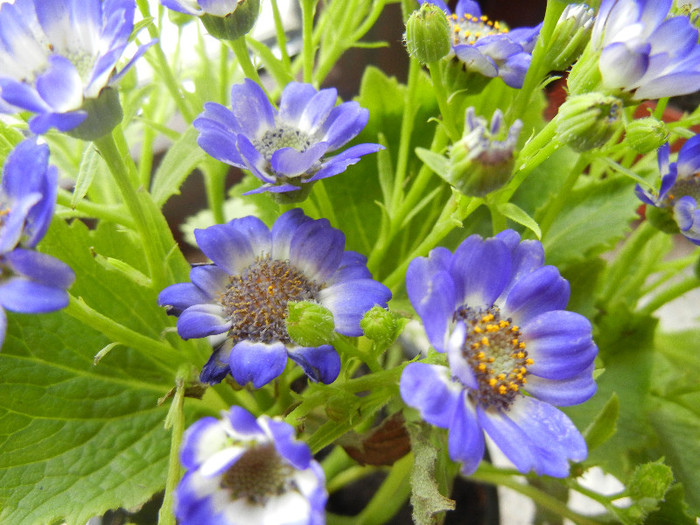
left=404, top=3, right=451, bottom=64
left=200, top=0, right=260, bottom=41
left=360, top=306, right=402, bottom=348
left=286, top=301, right=335, bottom=347
left=547, top=4, right=595, bottom=71
left=66, top=88, right=123, bottom=141
left=555, top=93, right=622, bottom=151
left=625, top=117, right=669, bottom=154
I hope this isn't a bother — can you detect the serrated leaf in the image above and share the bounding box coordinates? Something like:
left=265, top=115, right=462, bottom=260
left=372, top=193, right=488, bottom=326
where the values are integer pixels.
left=497, top=201, right=542, bottom=239
left=150, top=126, right=208, bottom=207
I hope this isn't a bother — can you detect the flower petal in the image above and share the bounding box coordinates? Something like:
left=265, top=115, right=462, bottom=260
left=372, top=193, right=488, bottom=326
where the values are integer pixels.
left=289, top=218, right=345, bottom=282
left=228, top=339, right=287, bottom=388
left=448, top=396, right=485, bottom=475
left=525, top=363, right=597, bottom=406
left=0, top=277, right=69, bottom=313
left=286, top=344, right=340, bottom=384
left=229, top=79, right=275, bottom=138
left=503, top=266, right=570, bottom=324
left=194, top=223, right=255, bottom=275
left=318, top=279, right=391, bottom=336
left=177, top=304, right=230, bottom=339
left=400, top=363, right=462, bottom=428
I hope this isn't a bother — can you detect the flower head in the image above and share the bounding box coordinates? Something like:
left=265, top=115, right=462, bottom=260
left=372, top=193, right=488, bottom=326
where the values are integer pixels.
left=160, top=0, right=260, bottom=40
left=1, top=138, right=75, bottom=349
left=400, top=230, right=597, bottom=477
left=418, top=0, right=541, bottom=88
left=0, top=0, right=150, bottom=135
left=448, top=107, right=523, bottom=196
left=176, top=406, right=327, bottom=525
left=158, top=209, right=391, bottom=387
left=636, top=135, right=700, bottom=244
left=592, top=0, right=700, bottom=100
left=194, top=79, right=383, bottom=201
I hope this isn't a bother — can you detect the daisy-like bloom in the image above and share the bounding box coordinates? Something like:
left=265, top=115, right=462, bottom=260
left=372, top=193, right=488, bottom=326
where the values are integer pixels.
left=158, top=209, right=391, bottom=387
left=176, top=406, right=326, bottom=525
left=591, top=0, right=700, bottom=100
left=448, top=107, right=523, bottom=196
left=0, top=0, right=150, bottom=135
left=1, top=138, right=75, bottom=349
left=400, top=230, right=597, bottom=477
left=194, top=79, right=383, bottom=200
left=635, top=135, right=700, bottom=245
left=417, top=0, right=541, bottom=88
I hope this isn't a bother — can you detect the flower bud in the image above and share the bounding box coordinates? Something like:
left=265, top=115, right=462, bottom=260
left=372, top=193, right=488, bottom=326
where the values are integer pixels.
left=200, top=0, right=260, bottom=41
left=555, top=93, right=623, bottom=152
left=286, top=301, right=335, bottom=347
left=66, top=87, right=123, bottom=141
left=645, top=204, right=680, bottom=235
left=360, top=306, right=402, bottom=348
left=547, top=4, right=595, bottom=71
left=624, top=117, right=670, bottom=154
left=448, top=107, right=523, bottom=197
left=404, top=2, right=451, bottom=64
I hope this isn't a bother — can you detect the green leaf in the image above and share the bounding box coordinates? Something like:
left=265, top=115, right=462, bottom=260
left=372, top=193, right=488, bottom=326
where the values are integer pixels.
left=0, top=121, right=23, bottom=165
left=583, top=392, right=619, bottom=451
left=150, top=126, right=208, bottom=207
left=497, top=202, right=542, bottom=239
left=415, top=146, right=450, bottom=181
left=627, top=460, right=674, bottom=503
left=246, top=37, right=293, bottom=88
left=72, top=143, right=102, bottom=207
left=646, top=483, right=697, bottom=525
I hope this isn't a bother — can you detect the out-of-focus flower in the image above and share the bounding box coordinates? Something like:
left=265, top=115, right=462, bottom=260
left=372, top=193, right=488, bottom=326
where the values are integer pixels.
left=418, top=0, right=541, bottom=88
left=0, top=0, right=151, bottom=136
left=0, top=138, right=75, bottom=349
left=194, top=79, right=383, bottom=202
left=400, top=230, right=597, bottom=476
left=448, top=107, right=522, bottom=196
left=158, top=209, right=391, bottom=387
left=591, top=0, right=700, bottom=100
left=176, top=406, right=326, bottom=525
left=160, top=0, right=260, bottom=40
left=636, top=135, right=700, bottom=244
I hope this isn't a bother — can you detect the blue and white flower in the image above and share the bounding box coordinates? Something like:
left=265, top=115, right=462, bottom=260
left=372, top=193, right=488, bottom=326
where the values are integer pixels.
left=194, top=79, right=383, bottom=197
left=0, top=0, right=150, bottom=134
left=160, top=0, right=244, bottom=16
left=158, top=209, right=391, bottom=387
left=1, top=138, right=75, bottom=349
left=176, top=406, right=327, bottom=525
left=636, top=135, right=700, bottom=245
left=400, top=230, right=597, bottom=477
left=592, top=0, right=700, bottom=100
left=418, top=0, right=541, bottom=88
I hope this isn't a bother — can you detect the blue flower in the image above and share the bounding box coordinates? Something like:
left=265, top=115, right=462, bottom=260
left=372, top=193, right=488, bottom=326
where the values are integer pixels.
left=194, top=79, right=383, bottom=198
left=636, top=135, right=700, bottom=245
left=160, top=0, right=244, bottom=16
left=0, top=0, right=150, bottom=134
left=1, top=138, right=75, bottom=349
left=592, top=0, right=700, bottom=100
left=418, top=0, right=541, bottom=88
left=176, top=406, right=327, bottom=525
left=158, top=209, right=391, bottom=387
left=400, top=230, right=597, bottom=477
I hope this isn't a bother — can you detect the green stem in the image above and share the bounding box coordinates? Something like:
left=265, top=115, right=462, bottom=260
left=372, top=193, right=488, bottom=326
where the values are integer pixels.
left=56, top=190, right=134, bottom=227
left=219, top=41, right=230, bottom=104
left=270, top=0, right=291, bottom=68
left=427, top=61, right=459, bottom=141
left=355, top=453, right=413, bottom=525
left=93, top=132, right=169, bottom=290
left=311, top=180, right=338, bottom=226
left=300, top=0, right=317, bottom=84
left=229, top=37, right=263, bottom=89
left=639, top=274, right=700, bottom=317
left=538, top=154, right=587, bottom=239
left=333, top=335, right=383, bottom=374
left=202, top=158, right=227, bottom=225
left=158, top=376, right=186, bottom=525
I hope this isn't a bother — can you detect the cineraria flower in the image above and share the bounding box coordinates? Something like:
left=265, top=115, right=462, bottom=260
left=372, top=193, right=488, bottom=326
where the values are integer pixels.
left=448, top=107, right=523, bottom=196
left=1, top=138, right=75, bottom=349
left=0, top=0, right=150, bottom=135
left=194, top=79, right=383, bottom=200
left=591, top=0, right=700, bottom=100
left=400, top=230, right=597, bottom=477
left=176, top=406, right=326, bottom=525
left=418, top=0, right=541, bottom=88
left=636, top=135, right=700, bottom=245
left=158, top=209, right=391, bottom=387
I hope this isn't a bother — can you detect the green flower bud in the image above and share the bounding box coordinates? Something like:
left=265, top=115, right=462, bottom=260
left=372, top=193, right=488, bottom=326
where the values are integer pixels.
left=66, top=87, right=123, bottom=141
left=555, top=93, right=623, bottom=151
left=624, top=117, right=670, bottom=154
left=200, top=0, right=260, bottom=41
left=285, top=301, right=335, bottom=347
left=448, top=107, right=523, bottom=197
left=360, top=306, right=402, bottom=348
left=645, top=204, right=680, bottom=235
left=404, top=2, right=451, bottom=64
left=547, top=4, right=595, bottom=71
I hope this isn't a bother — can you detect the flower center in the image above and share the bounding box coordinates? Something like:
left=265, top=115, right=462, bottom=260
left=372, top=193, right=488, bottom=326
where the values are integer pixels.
left=665, top=174, right=700, bottom=205
left=255, top=125, right=315, bottom=157
left=447, top=12, right=508, bottom=46
left=219, top=255, right=322, bottom=344
left=220, top=443, right=295, bottom=504
left=454, top=305, right=533, bottom=411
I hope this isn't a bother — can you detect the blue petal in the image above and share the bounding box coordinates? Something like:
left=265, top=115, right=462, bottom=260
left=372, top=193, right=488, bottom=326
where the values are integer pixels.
left=271, top=209, right=314, bottom=260
left=600, top=42, right=649, bottom=90
left=503, top=266, right=570, bottom=325
left=161, top=0, right=201, bottom=15
left=229, top=79, right=275, bottom=139
left=446, top=322, right=478, bottom=389
left=448, top=395, right=485, bottom=475
left=0, top=81, right=51, bottom=113
left=523, top=310, right=598, bottom=380
left=228, top=405, right=264, bottom=436
left=177, top=304, right=230, bottom=339
left=200, top=342, right=232, bottom=384
left=451, top=235, right=511, bottom=308
left=477, top=405, right=539, bottom=474
left=228, top=339, right=287, bottom=388
left=194, top=223, right=255, bottom=275
left=199, top=0, right=239, bottom=17
left=265, top=417, right=312, bottom=469
left=400, top=363, right=462, bottom=428
left=298, top=87, right=337, bottom=135
left=35, top=55, right=83, bottom=112
left=278, top=82, right=319, bottom=126
left=677, top=135, right=700, bottom=177
left=674, top=196, right=700, bottom=244
left=326, top=251, right=371, bottom=284
left=190, top=265, right=230, bottom=298
left=236, top=133, right=274, bottom=182
left=289, top=218, right=345, bottom=282
left=318, top=279, right=391, bottom=336
left=498, top=52, right=531, bottom=89
left=287, top=344, right=340, bottom=383
left=453, top=46, right=498, bottom=77
left=3, top=249, right=74, bottom=289
left=455, top=0, right=480, bottom=18
left=158, top=283, right=211, bottom=315
left=28, top=111, right=87, bottom=134
left=0, top=277, right=70, bottom=313
left=227, top=215, right=272, bottom=255
left=270, top=142, right=328, bottom=177
left=526, top=363, right=597, bottom=406
left=319, top=102, right=369, bottom=150
left=307, top=143, right=384, bottom=183
left=180, top=416, right=225, bottom=469
left=196, top=129, right=245, bottom=168
left=634, top=71, right=700, bottom=100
